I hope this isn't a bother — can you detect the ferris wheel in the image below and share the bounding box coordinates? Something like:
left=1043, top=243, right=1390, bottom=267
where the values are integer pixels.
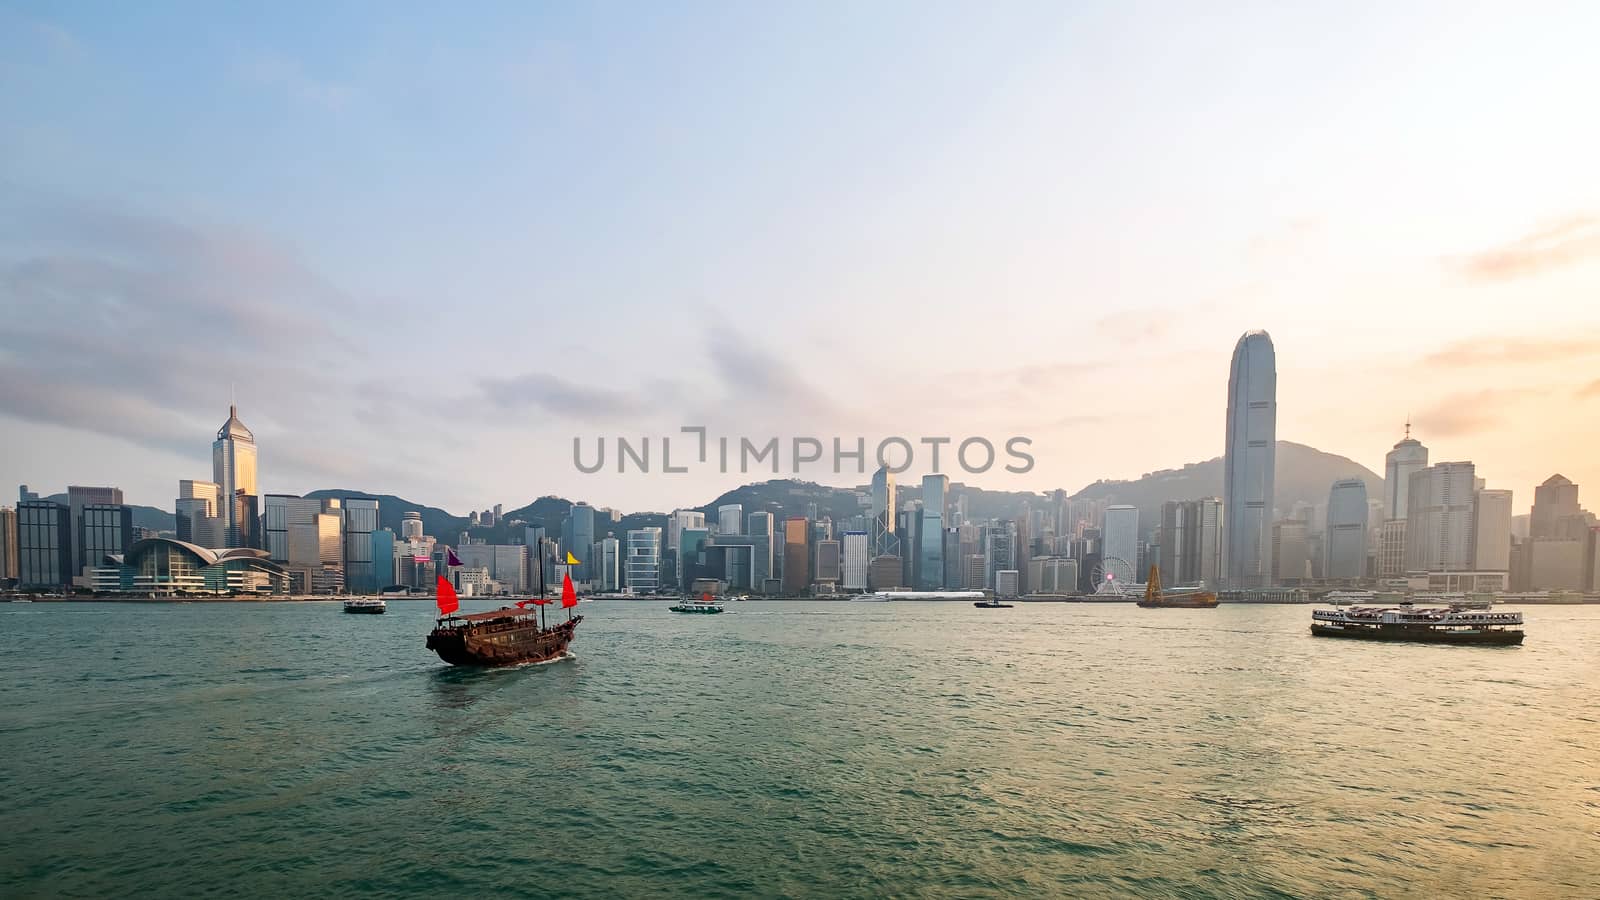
left=1092, top=556, right=1136, bottom=595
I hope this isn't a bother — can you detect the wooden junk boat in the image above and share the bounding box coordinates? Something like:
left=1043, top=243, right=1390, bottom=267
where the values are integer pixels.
left=1137, top=564, right=1218, bottom=609
left=425, top=539, right=583, bottom=667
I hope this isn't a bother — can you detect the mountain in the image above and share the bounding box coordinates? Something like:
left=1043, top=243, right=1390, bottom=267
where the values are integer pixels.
left=294, top=440, right=1379, bottom=543
left=1069, top=440, right=1383, bottom=530
left=303, top=490, right=469, bottom=539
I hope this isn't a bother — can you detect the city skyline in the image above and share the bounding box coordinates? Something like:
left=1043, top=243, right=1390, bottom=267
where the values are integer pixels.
left=3, top=4, right=1599, bottom=513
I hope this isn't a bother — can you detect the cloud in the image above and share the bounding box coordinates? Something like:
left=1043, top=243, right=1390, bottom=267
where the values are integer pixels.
left=477, top=372, right=663, bottom=422
left=1578, top=379, right=1600, bottom=399
left=0, top=196, right=376, bottom=485
left=1092, top=310, right=1172, bottom=342
left=1412, top=389, right=1529, bottom=438
left=237, top=53, right=355, bottom=110
left=704, top=324, right=841, bottom=421
left=1423, top=332, right=1600, bottom=367
left=1451, top=215, right=1600, bottom=281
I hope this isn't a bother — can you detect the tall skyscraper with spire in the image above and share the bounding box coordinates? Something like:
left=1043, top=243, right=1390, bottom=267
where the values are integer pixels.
left=869, top=465, right=899, bottom=559
left=212, top=404, right=258, bottom=548
left=1223, top=330, right=1276, bottom=587
left=1384, top=421, right=1429, bottom=520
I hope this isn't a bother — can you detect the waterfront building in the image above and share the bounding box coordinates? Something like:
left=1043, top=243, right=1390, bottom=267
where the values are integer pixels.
left=870, top=465, right=898, bottom=558
left=718, top=504, right=743, bottom=536
left=211, top=405, right=258, bottom=548
left=1026, top=556, right=1079, bottom=593
left=95, top=537, right=286, bottom=595
left=668, top=509, right=706, bottom=552
left=1384, top=424, right=1428, bottom=520
left=815, top=539, right=842, bottom=586
left=919, top=475, right=948, bottom=590
left=942, top=527, right=961, bottom=589
left=1102, top=505, right=1139, bottom=576
left=65, top=486, right=123, bottom=573
left=782, top=517, right=810, bottom=594
left=75, top=504, right=133, bottom=588
left=842, top=531, right=869, bottom=590
left=1324, top=480, right=1368, bottom=580
left=1271, top=519, right=1310, bottom=585
left=1471, top=489, right=1513, bottom=572
left=342, top=498, right=380, bottom=593
left=1405, top=462, right=1476, bottom=573
left=0, top=505, right=16, bottom=583
left=400, top=511, right=424, bottom=541
left=626, top=527, right=662, bottom=592
left=898, top=504, right=921, bottom=588
left=1523, top=537, right=1585, bottom=590
left=17, top=500, right=71, bottom=587
left=1223, top=330, right=1276, bottom=587
left=995, top=570, right=1020, bottom=598
left=867, top=554, right=901, bottom=591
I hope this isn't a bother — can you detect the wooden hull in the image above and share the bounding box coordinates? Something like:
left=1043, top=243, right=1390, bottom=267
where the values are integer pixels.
left=1311, top=622, right=1523, bottom=645
left=427, top=615, right=582, bottom=666
left=1137, top=597, right=1219, bottom=608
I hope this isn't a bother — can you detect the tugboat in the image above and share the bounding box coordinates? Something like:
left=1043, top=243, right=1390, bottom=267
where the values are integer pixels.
left=1311, top=601, right=1523, bottom=645
left=425, top=539, right=583, bottom=666
left=669, top=593, right=725, bottom=614
left=342, top=598, right=387, bottom=614
left=1137, top=565, right=1218, bottom=609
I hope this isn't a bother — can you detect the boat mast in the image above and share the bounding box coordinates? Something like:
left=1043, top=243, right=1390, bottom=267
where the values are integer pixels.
left=537, top=536, right=547, bottom=631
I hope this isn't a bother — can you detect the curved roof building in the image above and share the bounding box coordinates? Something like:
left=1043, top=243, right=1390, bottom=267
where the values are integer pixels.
left=1224, top=330, right=1277, bottom=587
left=98, top=537, right=286, bottom=594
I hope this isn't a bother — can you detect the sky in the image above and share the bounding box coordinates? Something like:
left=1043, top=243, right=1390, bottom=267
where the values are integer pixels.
left=2, top=1, right=1598, bottom=516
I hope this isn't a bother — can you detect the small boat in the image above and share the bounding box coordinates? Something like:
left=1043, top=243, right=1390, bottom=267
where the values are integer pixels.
left=343, top=598, right=387, bottom=614
left=1311, top=602, right=1523, bottom=645
left=974, top=599, right=1013, bottom=609
left=670, top=593, right=726, bottom=614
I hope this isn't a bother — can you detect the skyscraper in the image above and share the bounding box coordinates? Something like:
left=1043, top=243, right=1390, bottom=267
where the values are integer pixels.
left=1471, top=488, right=1513, bottom=572
left=176, top=480, right=223, bottom=547
left=870, top=465, right=898, bottom=558
left=1102, top=505, right=1139, bottom=576
left=17, top=500, right=71, bottom=587
left=625, top=528, right=662, bottom=592
left=342, top=498, right=380, bottom=593
left=782, top=517, right=810, bottom=594
left=1384, top=423, right=1429, bottom=520
left=1531, top=474, right=1585, bottom=539
left=1324, top=479, right=1368, bottom=579
left=717, top=504, right=743, bottom=536
left=1157, top=498, right=1222, bottom=587
left=919, top=474, right=948, bottom=589
left=212, top=405, right=258, bottom=548
left=564, top=503, right=595, bottom=582
left=1405, top=462, right=1476, bottom=573
left=401, top=511, right=424, bottom=541
left=842, top=530, right=868, bottom=590
left=1223, top=330, right=1276, bottom=587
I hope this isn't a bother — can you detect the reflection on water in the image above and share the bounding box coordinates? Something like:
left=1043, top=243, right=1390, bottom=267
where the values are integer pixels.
left=1, top=600, right=1597, bottom=898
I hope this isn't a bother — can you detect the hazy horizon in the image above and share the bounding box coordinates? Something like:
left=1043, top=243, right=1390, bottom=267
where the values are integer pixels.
left=3, top=2, right=1598, bottom=515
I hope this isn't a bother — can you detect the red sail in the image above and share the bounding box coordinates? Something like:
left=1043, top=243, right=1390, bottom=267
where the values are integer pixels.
left=702, top=593, right=713, bottom=603
left=561, top=572, right=578, bottom=608
left=436, top=575, right=459, bottom=615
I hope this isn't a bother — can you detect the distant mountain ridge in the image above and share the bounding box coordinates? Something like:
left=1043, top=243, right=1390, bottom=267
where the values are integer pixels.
left=84, top=440, right=1380, bottom=540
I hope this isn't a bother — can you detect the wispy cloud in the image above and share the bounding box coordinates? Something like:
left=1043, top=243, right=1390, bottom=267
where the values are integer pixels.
left=1451, top=215, right=1600, bottom=281
left=1412, top=389, right=1530, bottom=438
left=237, top=53, right=355, bottom=110
left=477, top=372, right=665, bottom=422
left=1424, top=332, right=1600, bottom=367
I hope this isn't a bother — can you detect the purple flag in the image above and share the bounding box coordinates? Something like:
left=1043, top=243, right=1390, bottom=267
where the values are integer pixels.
left=446, top=548, right=463, bottom=568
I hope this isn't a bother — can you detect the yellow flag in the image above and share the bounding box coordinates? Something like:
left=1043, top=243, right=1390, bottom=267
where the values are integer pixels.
left=566, top=551, right=580, bottom=565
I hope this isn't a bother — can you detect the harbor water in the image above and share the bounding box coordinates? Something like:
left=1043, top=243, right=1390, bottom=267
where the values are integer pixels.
left=2, top=601, right=1597, bottom=898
